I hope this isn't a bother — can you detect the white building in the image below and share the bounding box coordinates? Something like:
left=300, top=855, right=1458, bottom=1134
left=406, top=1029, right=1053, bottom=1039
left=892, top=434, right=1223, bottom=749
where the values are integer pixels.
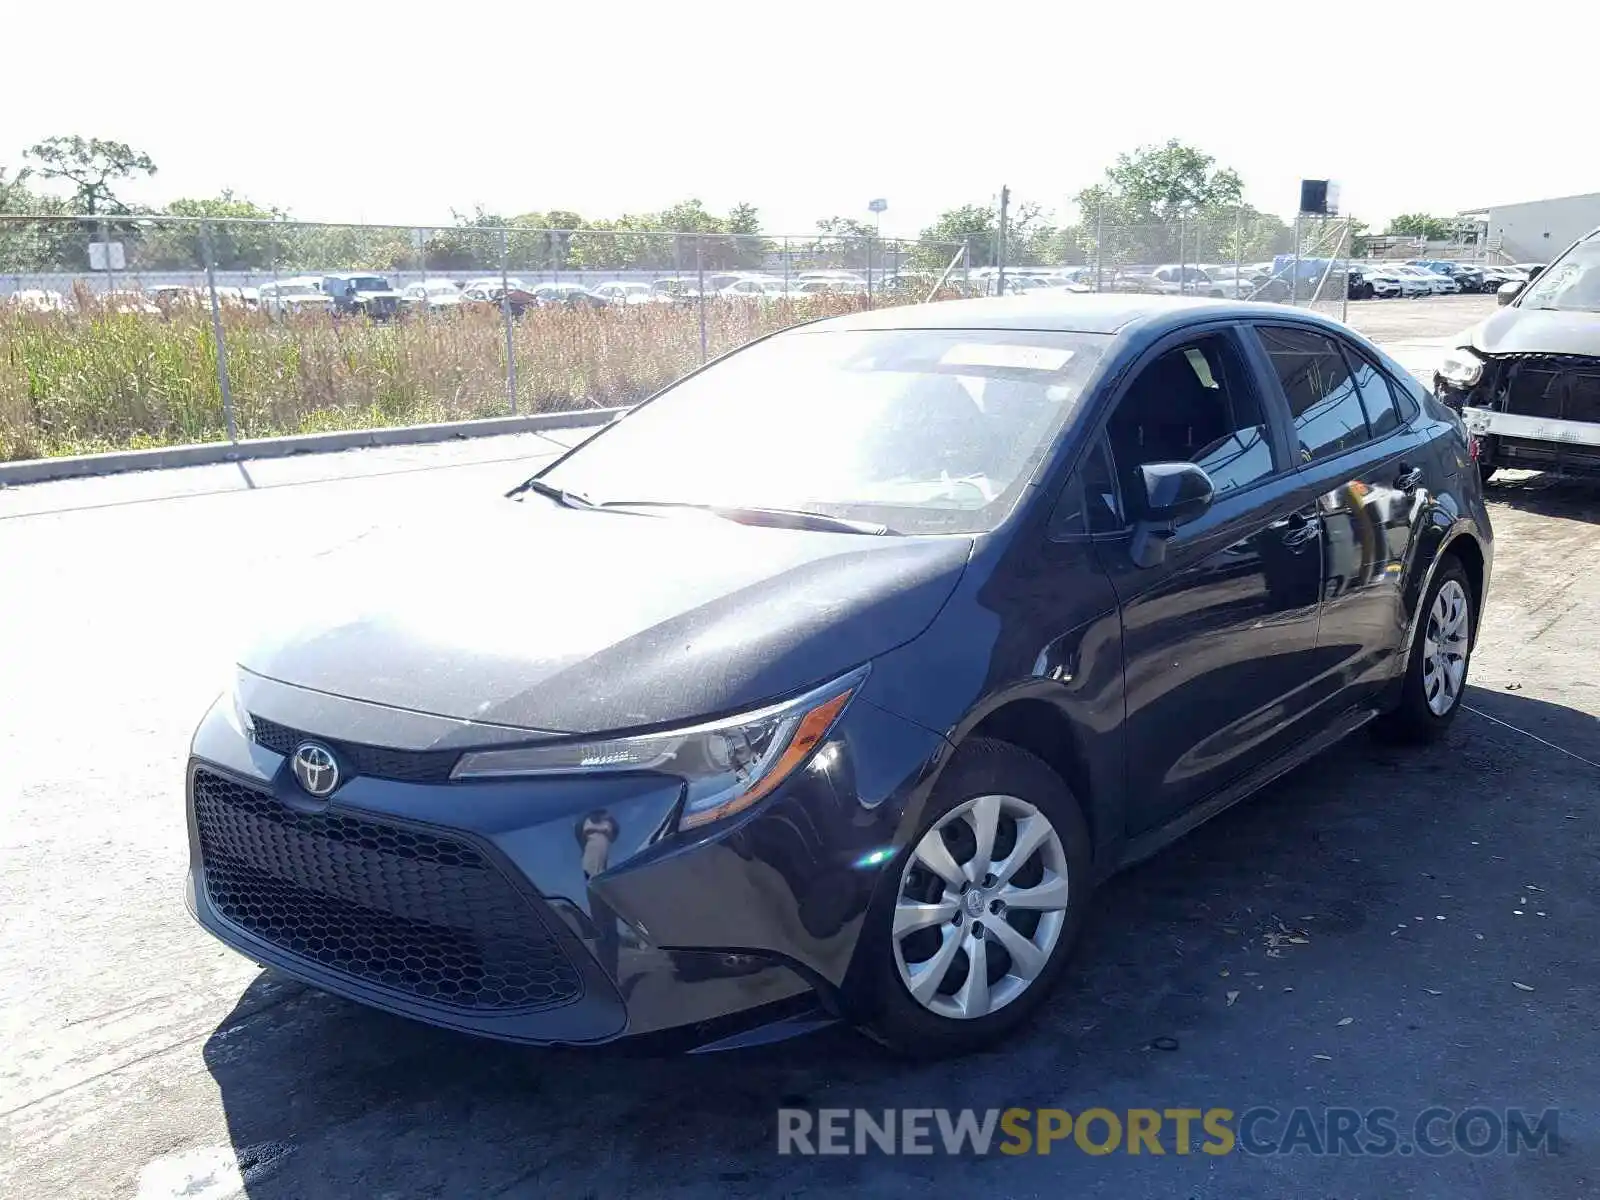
left=1460, top=192, right=1600, bottom=263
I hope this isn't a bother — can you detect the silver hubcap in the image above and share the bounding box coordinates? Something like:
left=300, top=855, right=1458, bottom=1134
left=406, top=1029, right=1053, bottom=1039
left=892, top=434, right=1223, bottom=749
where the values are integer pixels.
left=1422, top=579, right=1470, bottom=715
left=892, top=794, right=1069, bottom=1021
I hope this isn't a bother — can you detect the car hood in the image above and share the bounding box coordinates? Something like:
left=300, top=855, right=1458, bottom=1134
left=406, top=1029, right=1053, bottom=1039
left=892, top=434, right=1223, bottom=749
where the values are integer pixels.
left=1467, top=306, right=1600, bottom=357
left=238, top=498, right=972, bottom=735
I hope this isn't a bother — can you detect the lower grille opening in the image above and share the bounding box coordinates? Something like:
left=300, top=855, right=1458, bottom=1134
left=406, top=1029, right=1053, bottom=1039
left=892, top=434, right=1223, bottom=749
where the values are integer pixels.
left=1500, top=357, right=1600, bottom=425
left=193, top=769, right=582, bottom=1012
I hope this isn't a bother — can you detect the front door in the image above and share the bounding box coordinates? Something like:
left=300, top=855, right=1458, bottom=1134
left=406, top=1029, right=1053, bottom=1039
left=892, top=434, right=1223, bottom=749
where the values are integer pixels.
left=1091, top=329, right=1327, bottom=834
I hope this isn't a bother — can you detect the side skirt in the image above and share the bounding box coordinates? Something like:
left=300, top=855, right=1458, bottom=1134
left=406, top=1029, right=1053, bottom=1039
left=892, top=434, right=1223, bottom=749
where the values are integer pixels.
left=1110, top=705, right=1381, bottom=875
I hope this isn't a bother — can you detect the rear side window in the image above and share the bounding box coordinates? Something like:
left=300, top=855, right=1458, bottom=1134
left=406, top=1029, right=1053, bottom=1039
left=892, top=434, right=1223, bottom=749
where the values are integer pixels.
left=1342, top=347, right=1404, bottom=438
left=1258, top=326, right=1371, bottom=464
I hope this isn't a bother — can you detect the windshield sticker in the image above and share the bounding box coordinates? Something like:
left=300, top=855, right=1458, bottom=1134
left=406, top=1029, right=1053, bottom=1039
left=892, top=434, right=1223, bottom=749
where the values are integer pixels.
left=940, top=344, right=1075, bottom=372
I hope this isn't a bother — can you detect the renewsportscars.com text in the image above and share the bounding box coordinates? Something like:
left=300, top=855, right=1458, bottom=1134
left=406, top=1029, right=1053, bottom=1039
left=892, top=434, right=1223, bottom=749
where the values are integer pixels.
left=776, top=1106, right=1559, bottom=1157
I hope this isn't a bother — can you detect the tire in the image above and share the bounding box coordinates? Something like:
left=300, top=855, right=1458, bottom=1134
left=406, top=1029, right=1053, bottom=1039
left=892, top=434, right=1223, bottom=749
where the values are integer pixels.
left=859, top=738, right=1092, bottom=1058
left=1375, top=557, right=1475, bottom=743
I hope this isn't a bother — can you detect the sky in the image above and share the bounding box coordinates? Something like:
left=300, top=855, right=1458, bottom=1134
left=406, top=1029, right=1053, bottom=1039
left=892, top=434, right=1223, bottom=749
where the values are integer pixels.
left=3, top=0, right=1595, bottom=237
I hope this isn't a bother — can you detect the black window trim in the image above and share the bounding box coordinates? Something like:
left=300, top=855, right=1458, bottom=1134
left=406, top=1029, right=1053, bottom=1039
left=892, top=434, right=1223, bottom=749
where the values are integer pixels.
left=1048, top=320, right=1296, bottom=542
left=1333, top=337, right=1411, bottom=440
left=1047, top=430, right=1124, bottom=543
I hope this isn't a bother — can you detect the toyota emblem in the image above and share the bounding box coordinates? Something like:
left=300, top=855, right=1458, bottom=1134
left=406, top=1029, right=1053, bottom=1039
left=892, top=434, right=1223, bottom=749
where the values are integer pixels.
left=291, top=742, right=340, bottom=798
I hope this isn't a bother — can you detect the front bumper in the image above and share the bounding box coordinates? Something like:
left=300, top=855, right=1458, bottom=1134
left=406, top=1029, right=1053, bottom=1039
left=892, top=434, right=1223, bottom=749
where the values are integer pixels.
left=1440, top=353, right=1600, bottom=474
left=1461, top=406, right=1600, bottom=448
left=184, top=674, right=946, bottom=1047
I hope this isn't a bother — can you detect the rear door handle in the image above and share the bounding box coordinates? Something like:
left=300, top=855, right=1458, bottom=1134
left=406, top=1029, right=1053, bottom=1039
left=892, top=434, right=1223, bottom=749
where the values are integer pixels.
left=1395, top=463, right=1424, bottom=493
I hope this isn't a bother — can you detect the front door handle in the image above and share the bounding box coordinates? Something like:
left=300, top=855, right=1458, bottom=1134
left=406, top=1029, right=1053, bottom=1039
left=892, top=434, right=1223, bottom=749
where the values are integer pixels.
left=1395, top=463, right=1424, bottom=493
left=1272, top=507, right=1322, bottom=549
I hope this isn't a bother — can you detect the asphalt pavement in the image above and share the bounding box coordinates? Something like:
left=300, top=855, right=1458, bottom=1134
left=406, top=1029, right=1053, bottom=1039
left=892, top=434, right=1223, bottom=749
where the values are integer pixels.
left=2, top=295, right=1596, bottom=1199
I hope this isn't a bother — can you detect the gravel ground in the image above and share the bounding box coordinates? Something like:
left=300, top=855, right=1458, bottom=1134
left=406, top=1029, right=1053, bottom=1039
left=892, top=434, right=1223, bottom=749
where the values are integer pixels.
left=2, top=295, right=1595, bottom=1200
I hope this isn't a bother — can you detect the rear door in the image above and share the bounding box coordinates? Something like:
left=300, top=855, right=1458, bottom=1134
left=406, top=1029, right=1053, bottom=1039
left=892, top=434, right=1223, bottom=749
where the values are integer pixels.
left=1245, top=323, right=1429, bottom=705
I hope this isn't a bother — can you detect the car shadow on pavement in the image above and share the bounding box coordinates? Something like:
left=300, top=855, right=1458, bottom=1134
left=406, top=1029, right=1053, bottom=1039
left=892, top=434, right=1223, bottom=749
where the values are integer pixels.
left=202, top=687, right=1599, bottom=1199
left=1485, top=473, right=1600, bottom=524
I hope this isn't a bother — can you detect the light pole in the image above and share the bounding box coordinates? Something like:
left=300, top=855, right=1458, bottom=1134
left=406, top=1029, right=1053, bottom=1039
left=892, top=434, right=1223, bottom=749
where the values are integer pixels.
left=867, top=198, right=887, bottom=302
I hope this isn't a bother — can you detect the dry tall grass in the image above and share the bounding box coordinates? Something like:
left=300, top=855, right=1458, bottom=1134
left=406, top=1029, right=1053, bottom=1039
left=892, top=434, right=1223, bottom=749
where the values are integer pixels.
left=0, top=293, right=890, bottom=461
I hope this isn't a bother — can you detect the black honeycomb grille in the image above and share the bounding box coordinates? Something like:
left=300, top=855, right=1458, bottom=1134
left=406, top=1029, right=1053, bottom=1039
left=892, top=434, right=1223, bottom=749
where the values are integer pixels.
left=250, top=716, right=459, bottom=784
left=193, top=769, right=582, bottom=1012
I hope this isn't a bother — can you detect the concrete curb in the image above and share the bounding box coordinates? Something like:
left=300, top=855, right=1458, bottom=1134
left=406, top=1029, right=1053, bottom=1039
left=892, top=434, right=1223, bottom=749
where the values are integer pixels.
left=0, top=407, right=624, bottom=487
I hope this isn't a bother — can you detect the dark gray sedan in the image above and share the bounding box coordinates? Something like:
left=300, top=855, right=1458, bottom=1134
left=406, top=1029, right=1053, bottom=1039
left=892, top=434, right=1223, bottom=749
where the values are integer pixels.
left=187, top=293, right=1492, bottom=1057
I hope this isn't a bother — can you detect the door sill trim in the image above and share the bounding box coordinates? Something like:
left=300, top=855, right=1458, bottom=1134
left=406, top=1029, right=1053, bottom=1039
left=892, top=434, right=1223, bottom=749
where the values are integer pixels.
left=1112, top=705, right=1380, bottom=873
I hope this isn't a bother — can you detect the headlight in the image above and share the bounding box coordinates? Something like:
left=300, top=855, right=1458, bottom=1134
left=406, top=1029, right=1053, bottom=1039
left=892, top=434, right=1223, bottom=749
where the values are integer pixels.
left=1437, top=347, right=1484, bottom=388
left=218, top=668, right=253, bottom=738
left=450, top=665, right=868, bottom=830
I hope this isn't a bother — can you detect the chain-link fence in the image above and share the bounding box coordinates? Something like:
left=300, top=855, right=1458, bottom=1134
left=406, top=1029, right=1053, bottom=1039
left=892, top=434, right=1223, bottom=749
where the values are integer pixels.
left=2, top=210, right=1364, bottom=463
left=978, top=210, right=1355, bottom=321
left=0, top=214, right=972, bottom=461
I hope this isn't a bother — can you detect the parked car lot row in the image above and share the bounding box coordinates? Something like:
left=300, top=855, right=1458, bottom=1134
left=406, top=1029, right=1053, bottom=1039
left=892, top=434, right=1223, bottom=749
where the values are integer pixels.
left=1, top=269, right=893, bottom=319
left=2, top=261, right=1547, bottom=319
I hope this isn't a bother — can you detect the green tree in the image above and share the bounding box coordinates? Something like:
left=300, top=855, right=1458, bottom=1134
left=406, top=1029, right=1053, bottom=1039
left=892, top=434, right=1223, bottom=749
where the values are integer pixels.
left=0, top=167, right=83, bottom=272
left=0, top=166, right=38, bottom=213
left=916, top=203, right=998, bottom=267
left=141, top=192, right=291, bottom=270
left=814, top=215, right=876, bottom=240
left=1078, top=138, right=1243, bottom=226
left=24, top=136, right=157, bottom=215
left=725, top=202, right=762, bottom=235
left=1385, top=213, right=1452, bottom=240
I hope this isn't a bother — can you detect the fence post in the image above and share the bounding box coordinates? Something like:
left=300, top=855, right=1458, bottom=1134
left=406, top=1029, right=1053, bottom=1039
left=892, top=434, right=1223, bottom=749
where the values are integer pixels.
left=696, top=236, right=707, bottom=363
left=1339, top=219, right=1351, bottom=325
left=1291, top=215, right=1303, bottom=305
left=1234, top=205, right=1243, bottom=293
left=200, top=220, right=238, bottom=442
left=995, top=185, right=1010, bottom=296
left=866, top=235, right=874, bottom=307
left=1094, top=206, right=1104, bottom=293
left=499, top=228, right=517, bottom=415
left=782, top=236, right=790, bottom=298
left=98, top=217, right=115, bottom=297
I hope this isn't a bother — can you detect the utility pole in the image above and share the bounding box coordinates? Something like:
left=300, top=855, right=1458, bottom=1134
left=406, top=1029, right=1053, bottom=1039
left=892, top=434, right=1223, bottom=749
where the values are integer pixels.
left=996, top=185, right=1010, bottom=297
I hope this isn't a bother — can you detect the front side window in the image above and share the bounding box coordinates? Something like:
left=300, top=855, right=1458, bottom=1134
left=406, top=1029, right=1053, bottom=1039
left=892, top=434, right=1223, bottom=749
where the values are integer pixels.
left=537, top=328, right=1108, bottom=535
left=1258, top=326, right=1372, bottom=463
left=1105, top=333, right=1276, bottom=501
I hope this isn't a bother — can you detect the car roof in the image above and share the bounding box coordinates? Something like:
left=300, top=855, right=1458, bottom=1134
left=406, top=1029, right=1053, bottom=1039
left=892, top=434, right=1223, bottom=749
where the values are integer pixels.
left=806, top=292, right=1336, bottom=337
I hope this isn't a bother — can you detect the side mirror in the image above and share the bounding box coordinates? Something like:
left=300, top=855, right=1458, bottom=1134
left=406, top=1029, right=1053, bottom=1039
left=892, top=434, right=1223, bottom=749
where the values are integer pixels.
left=1128, top=462, right=1215, bottom=568
left=1497, top=280, right=1524, bottom=306
left=1527, top=264, right=1544, bottom=279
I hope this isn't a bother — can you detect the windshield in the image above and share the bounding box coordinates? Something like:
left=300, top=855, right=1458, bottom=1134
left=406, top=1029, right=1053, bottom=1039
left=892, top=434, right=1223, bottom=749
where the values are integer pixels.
left=535, top=327, right=1108, bottom=535
left=1518, top=238, right=1600, bottom=312
left=350, top=277, right=389, bottom=291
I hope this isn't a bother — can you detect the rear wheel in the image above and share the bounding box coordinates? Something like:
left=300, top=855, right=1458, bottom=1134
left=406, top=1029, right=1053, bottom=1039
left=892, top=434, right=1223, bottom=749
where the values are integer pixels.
left=861, top=739, right=1091, bottom=1058
left=1376, top=558, right=1475, bottom=743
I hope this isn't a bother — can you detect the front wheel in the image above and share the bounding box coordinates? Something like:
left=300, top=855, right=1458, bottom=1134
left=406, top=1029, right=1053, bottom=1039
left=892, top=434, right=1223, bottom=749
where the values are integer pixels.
left=861, top=739, right=1092, bottom=1058
left=1376, top=558, right=1475, bottom=743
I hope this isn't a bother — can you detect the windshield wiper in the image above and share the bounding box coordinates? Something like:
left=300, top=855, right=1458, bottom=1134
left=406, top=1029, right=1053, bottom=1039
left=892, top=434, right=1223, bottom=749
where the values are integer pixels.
left=507, top=477, right=596, bottom=508
left=596, top=499, right=897, bottom=536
